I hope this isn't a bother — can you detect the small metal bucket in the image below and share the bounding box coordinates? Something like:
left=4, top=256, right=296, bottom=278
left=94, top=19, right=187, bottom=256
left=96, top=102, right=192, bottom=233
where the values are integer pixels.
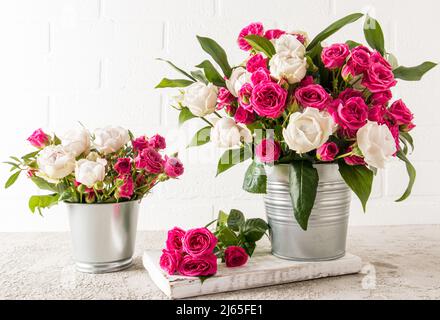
left=66, top=200, right=140, bottom=273
left=264, top=164, right=351, bottom=261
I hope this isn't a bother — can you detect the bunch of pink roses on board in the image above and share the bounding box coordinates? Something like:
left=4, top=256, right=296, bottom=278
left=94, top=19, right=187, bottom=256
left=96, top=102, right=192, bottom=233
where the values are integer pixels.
left=160, top=209, right=268, bottom=278
left=157, top=13, right=436, bottom=230
left=4, top=126, right=183, bottom=214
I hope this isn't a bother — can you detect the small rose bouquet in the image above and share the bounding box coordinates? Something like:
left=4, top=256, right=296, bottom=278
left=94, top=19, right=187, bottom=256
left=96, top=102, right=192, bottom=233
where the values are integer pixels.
left=157, top=13, right=436, bottom=229
left=160, top=209, right=268, bottom=279
left=4, top=126, right=184, bottom=214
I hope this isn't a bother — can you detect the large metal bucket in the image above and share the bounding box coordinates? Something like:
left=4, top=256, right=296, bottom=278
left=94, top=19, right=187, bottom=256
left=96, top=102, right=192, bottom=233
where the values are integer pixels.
left=66, top=200, right=140, bottom=273
left=264, top=164, right=351, bottom=261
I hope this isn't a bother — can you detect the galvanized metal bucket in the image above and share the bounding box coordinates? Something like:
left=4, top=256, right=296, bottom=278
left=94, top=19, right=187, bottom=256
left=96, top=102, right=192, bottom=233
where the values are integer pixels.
left=264, top=163, right=351, bottom=261
left=66, top=200, right=140, bottom=273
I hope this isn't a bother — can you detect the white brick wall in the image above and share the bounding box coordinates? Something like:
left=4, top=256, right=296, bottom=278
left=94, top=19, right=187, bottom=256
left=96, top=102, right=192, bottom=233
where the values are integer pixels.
left=1, top=0, right=439, bottom=231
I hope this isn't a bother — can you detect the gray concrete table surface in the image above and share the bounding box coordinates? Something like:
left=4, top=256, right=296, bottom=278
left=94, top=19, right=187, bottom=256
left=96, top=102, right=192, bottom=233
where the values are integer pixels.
left=0, top=225, right=439, bottom=300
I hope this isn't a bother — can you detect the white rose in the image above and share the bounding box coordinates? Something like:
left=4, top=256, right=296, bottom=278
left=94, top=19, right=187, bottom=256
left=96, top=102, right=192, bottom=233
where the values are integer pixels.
left=211, top=118, right=252, bottom=148
left=36, top=145, right=75, bottom=182
left=273, top=34, right=306, bottom=58
left=75, top=158, right=107, bottom=188
left=182, top=82, right=218, bottom=117
left=357, top=121, right=397, bottom=169
left=269, top=54, right=307, bottom=84
left=283, top=108, right=337, bottom=153
left=61, top=127, right=91, bottom=157
left=225, top=67, right=251, bottom=97
left=93, top=126, right=129, bottom=155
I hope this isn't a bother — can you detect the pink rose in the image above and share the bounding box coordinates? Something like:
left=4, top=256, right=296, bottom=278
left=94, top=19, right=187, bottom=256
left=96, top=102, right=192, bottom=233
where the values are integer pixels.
left=299, top=75, right=315, bottom=87
left=250, top=67, right=271, bottom=86
left=328, top=97, right=368, bottom=137
left=149, top=134, right=166, bottom=150
left=387, top=124, right=400, bottom=153
left=238, top=22, right=264, bottom=51
left=178, top=254, right=217, bottom=277
left=344, top=146, right=366, bottom=166
left=166, top=227, right=186, bottom=252
left=164, top=156, right=184, bottom=178
left=251, top=81, right=287, bottom=119
left=224, top=246, right=248, bottom=268
left=117, top=176, right=134, bottom=199
left=217, top=87, right=235, bottom=110
left=371, top=90, right=392, bottom=105
left=321, top=43, right=350, bottom=69
left=317, top=142, right=339, bottom=161
left=342, top=45, right=371, bottom=78
left=388, top=99, right=414, bottom=126
left=135, top=147, right=164, bottom=173
left=114, top=157, right=132, bottom=175
left=255, top=139, right=281, bottom=163
left=295, top=84, right=330, bottom=110
left=234, top=106, right=255, bottom=124
left=368, top=105, right=387, bottom=123
left=132, top=136, right=149, bottom=153
left=182, top=227, right=217, bottom=257
left=264, top=29, right=285, bottom=40
left=27, top=128, right=50, bottom=148
left=362, top=62, right=397, bottom=93
left=246, top=54, right=267, bottom=73
left=238, top=83, right=253, bottom=109
left=160, top=249, right=181, bottom=275
left=370, top=51, right=392, bottom=70
left=292, top=32, right=307, bottom=45
left=338, top=88, right=363, bottom=102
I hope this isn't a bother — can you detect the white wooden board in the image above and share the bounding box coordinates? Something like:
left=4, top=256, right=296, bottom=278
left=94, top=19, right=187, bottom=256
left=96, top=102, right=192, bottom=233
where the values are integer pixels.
left=143, top=250, right=362, bottom=299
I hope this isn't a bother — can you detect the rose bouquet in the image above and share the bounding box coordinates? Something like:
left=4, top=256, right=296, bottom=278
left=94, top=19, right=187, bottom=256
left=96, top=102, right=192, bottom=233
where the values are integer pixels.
left=160, top=209, right=268, bottom=279
left=4, top=126, right=184, bottom=214
left=157, top=13, right=436, bottom=230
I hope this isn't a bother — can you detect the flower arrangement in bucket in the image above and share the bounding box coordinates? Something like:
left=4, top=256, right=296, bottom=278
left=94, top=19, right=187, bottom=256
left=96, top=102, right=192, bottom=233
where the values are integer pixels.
left=4, top=126, right=184, bottom=272
left=157, top=13, right=436, bottom=260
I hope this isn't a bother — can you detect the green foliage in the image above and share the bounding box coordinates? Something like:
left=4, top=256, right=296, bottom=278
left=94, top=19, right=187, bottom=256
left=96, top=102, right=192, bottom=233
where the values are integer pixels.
left=307, top=13, right=364, bottom=51
left=28, top=194, right=60, bottom=215
left=243, top=35, right=276, bottom=58
left=363, top=14, right=385, bottom=55
left=4, top=171, right=20, bottom=189
left=195, top=60, right=225, bottom=86
left=155, top=78, right=194, bottom=88
left=196, top=36, right=232, bottom=78
left=187, top=126, right=211, bottom=148
left=289, top=161, right=319, bottom=230
left=395, top=151, right=416, bottom=202
left=156, top=58, right=196, bottom=81
left=393, top=62, right=437, bottom=81
left=178, top=107, right=197, bottom=125
left=242, top=161, right=267, bottom=194
left=216, top=145, right=252, bottom=176
left=338, top=162, right=373, bottom=212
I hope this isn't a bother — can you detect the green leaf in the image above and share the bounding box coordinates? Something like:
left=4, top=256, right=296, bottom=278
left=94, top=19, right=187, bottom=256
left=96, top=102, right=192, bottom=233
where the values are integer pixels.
left=242, top=161, right=267, bottom=194
left=289, top=161, right=319, bottom=230
left=187, top=126, right=211, bottom=148
left=5, top=171, right=21, bottom=189
left=227, top=209, right=245, bottom=231
left=307, top=13, right=364, bottom=51
left=195, top=60, right=225, bottom=86
left=346, top=40, right=362, bottom=49
left=363, top=14, right=385, bottom=55
left=338, top=162, right=373, bottom=212
left=400, top=132, right=414, bottom=154
left=30, top=176, right=58, bottom=192
left=217, top=226, right=239, bottom=246
left=216, top=210, right=229, bottom=229
left=58, top=188, right=77, bottom=202
left=190, top=70, right=208, bottom=84
left=243, top=35, right=276, bottom=58
left=21, top=150, right=40, bottom=161
left=242, top=242, right=256, bottom=257
left=156, top=58, right=196, bottom=81
left=242, top=218, right=269, bottom=242
left=395, top=151, right=416, bottom=202
left=28, top=194, right=59, bottom=214
left=393, top=62, right=437, bottom=81
left=155, top=78, right=193, bottom=88
left=216, top=145, right=252, bottom=177
left=178, top=107, right=196, bottom=126
left=196, top=35, right=232, bottom=78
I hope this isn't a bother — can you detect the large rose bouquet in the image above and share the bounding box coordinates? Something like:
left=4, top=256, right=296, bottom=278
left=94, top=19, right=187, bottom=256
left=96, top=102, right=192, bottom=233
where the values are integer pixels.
left=157, top=13, right=436, bottom=229
left=4, top=126, right=184, bottom=214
